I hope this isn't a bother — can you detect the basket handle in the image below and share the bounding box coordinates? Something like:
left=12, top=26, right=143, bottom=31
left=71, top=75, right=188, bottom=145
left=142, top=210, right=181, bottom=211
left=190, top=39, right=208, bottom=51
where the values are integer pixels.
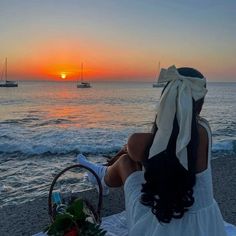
left=48, top=164, right=103, bottom=222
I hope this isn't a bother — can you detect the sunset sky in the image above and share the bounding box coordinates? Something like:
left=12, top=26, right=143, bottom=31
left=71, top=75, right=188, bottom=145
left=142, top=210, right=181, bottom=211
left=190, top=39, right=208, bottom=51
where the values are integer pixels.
left=0, top=0, right=235, bottom=81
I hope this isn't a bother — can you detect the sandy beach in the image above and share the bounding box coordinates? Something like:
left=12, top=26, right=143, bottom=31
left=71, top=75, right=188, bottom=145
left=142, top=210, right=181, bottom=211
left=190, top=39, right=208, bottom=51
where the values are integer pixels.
left=0, top=156, right=235, bottom=236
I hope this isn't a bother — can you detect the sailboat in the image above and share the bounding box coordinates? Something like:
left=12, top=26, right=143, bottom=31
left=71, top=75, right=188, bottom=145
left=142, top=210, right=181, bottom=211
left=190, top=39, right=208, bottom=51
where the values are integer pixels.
left=152, top=62, right=165, bottom=88
left=77, top=63, right=91, bottom=88
left=0, top=58, right=18, bottom=87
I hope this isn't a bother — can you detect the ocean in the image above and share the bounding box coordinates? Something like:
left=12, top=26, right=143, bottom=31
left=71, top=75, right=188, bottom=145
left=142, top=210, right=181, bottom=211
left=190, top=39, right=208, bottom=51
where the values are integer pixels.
left=0, top=81, right=236, bottom=206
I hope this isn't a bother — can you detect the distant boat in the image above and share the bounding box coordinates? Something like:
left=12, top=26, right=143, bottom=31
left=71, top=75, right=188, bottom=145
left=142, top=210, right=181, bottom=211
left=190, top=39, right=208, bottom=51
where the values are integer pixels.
left=77, top=81, right=91, bottom=88
left=77, top=63, right=91, bottom=88
left=0, top=58, right=18, bottom=87
left=152, top=62, right=165, bottom=88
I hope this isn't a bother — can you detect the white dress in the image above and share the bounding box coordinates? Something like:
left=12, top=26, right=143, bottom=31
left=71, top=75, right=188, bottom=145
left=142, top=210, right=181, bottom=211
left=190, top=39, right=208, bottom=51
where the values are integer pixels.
left=123, top=119, right=227, bottom=236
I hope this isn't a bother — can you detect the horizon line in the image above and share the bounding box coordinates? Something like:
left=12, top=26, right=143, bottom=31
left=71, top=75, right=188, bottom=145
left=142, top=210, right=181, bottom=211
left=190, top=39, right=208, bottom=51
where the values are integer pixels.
left=10, top=79, right=236, bottom=83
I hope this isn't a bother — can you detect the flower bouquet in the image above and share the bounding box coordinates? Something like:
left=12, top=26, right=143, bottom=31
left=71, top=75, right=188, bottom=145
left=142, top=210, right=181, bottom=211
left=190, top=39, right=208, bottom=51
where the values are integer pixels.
left=45, top=198, right=106, bottom=236
left=46, top=164, right=105, bottom=236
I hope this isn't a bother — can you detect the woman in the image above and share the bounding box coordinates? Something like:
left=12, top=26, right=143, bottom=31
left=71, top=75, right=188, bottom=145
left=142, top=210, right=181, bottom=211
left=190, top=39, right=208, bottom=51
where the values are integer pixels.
left=78, top=65, right=227, bottom=236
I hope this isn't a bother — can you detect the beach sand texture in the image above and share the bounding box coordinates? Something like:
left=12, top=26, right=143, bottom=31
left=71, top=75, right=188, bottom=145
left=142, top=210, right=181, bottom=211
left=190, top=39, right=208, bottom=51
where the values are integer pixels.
left=0, top=157, right=235, bottom=236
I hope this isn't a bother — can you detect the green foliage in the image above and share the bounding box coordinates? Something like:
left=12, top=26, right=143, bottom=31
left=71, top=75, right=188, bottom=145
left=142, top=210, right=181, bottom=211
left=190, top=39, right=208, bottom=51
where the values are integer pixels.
left=47, top=213, right=75, bottom=236
left=67, top=198, right=86, bottom=221
left=46, top=198, right=106, bottom=236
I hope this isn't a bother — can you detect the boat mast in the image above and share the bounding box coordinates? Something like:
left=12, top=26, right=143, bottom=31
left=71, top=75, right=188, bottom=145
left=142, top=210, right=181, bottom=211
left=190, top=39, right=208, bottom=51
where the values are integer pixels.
left=158, top=61, right=160, bottom=77
left=81, top=63, right=83, bottom=83
left=156, top=61, right=160, bottom=82
left=5, top=57, right=7, bottom=82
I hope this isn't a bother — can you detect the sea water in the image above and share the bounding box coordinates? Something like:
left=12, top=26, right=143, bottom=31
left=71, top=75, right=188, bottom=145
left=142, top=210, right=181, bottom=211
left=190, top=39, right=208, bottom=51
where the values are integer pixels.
left=0, top=81, right=235, bottom=206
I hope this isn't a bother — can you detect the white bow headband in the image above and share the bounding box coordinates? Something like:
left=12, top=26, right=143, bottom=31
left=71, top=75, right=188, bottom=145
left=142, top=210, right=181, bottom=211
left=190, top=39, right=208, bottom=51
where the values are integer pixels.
left=149, top=65, right=207, bottom=170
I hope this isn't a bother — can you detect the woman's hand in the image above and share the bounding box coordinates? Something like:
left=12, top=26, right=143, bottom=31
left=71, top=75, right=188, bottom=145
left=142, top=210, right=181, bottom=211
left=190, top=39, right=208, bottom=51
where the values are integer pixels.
left=105, top=144, right=128, bottom=166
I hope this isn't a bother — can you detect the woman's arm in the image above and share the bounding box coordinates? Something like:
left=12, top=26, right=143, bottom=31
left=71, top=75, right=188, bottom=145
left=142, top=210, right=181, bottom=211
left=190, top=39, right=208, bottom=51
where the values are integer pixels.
left=105, top=144, right=128, bottom=166
left=127, top=133, right=154, bottom=162
left=106, top=132, right=154, bottom=166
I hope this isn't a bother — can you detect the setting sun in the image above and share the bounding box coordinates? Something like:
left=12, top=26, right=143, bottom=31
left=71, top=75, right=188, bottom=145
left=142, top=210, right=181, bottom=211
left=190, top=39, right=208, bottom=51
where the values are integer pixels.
left=60, top=73, right=67, bottom=79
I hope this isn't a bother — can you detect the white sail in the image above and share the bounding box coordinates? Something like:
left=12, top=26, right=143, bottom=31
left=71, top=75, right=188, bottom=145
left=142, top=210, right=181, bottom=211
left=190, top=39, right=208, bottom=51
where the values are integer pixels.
left=152, top=62, right=165, bottom=88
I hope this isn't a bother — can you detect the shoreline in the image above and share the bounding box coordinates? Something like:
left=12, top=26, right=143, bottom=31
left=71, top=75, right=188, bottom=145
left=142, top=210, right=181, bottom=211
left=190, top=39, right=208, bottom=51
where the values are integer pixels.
left=0, top=156, right=235, bottom=236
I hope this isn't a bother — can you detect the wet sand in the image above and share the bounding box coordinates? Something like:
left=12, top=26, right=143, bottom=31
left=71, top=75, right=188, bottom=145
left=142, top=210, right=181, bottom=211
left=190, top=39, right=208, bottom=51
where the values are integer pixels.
left=0, top=156, right=235, bottom=236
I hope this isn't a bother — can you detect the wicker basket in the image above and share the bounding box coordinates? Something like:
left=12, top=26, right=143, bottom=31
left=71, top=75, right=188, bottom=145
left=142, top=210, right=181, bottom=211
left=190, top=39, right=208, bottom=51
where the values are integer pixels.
left=48, top=164, right=103, bottom=223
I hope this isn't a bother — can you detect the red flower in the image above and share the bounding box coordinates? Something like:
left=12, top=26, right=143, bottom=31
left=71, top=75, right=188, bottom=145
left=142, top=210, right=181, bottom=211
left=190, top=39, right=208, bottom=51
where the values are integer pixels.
left=64, top=227, right=77, bottom=236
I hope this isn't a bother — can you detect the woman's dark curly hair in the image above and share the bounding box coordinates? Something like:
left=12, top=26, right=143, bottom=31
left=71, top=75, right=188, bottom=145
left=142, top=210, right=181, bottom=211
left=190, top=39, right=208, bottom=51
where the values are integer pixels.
left=140, top=67, right=205, bottom=223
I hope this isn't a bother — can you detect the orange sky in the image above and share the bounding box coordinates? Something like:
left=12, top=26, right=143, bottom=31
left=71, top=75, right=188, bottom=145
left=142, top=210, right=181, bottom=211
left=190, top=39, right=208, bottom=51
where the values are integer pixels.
left=8, top=38, right=160, bottom=81
left=7, top=36, right=236, bottom=82
left=4, top=34, right=236, bottom=82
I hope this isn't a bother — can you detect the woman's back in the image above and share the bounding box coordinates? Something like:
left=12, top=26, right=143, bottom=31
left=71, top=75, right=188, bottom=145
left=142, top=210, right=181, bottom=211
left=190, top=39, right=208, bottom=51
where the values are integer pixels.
left=192, top=118, right=214, bottom=211
left=124, top=118, right=227, bottom=236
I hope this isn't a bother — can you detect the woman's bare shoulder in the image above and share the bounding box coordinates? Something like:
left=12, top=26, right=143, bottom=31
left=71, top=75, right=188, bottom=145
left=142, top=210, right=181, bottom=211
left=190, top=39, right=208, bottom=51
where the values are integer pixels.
left=127, top=133, right=154, bottom=162
left=198, top=124, right=208, bottom=141
left=196, top=123, right=209, bottom=173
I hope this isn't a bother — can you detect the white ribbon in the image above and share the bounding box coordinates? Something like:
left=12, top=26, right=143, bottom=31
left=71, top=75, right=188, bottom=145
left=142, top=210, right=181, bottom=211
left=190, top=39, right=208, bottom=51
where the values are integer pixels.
left=149, top=65, right=208, bottom=170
